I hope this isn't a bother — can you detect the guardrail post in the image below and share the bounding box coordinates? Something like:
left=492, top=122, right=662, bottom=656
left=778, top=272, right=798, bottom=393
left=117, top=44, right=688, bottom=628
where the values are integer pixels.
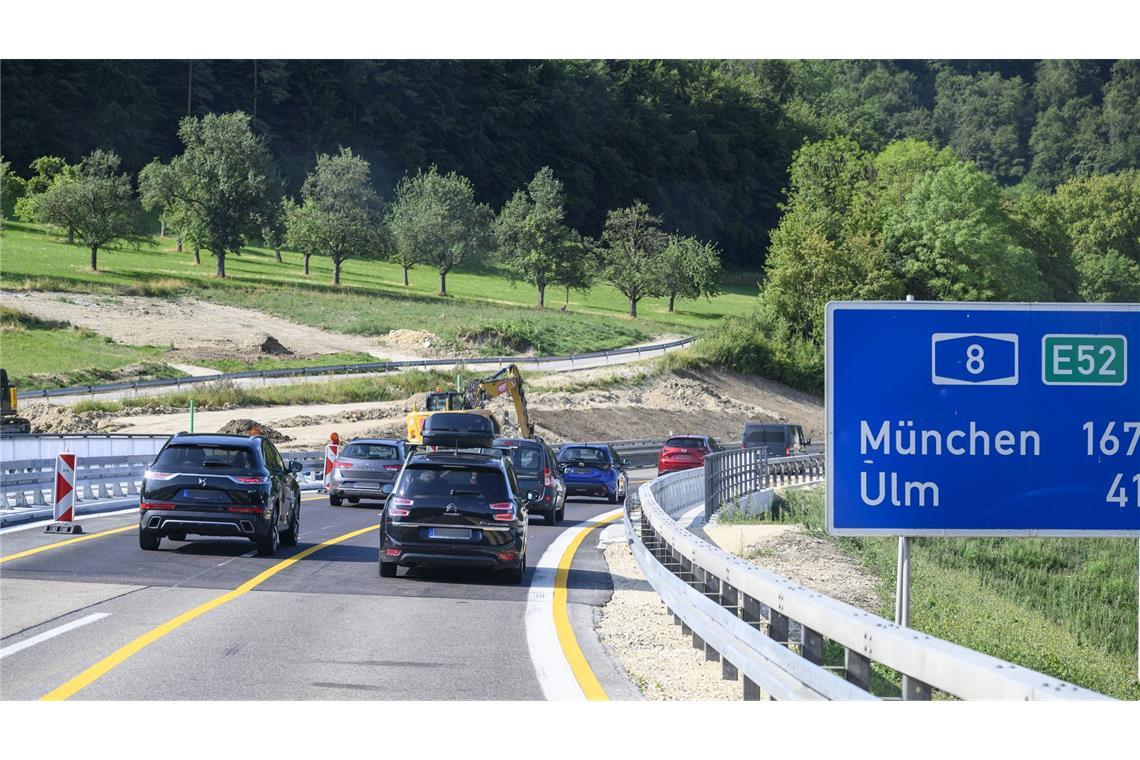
left=902, top=675, right=932, bottom=701
left=704, top=640, right=720, bottom=663
left=720, top=582, right=739, bottom=613
left=722, top=657, right=738, bottom=681
left=769, top=610, right=789, bottom=644
left=741, top=593, right=764, bottom=630
left=742, top=676, right=762, bottom=701
left=845, top=649, right=871, bottom=691
left=802, top=627, right=825, bottom=665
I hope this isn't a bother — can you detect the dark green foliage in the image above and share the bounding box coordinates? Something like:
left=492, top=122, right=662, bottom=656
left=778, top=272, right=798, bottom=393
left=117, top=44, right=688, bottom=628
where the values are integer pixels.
left=597, top=201, right=670, bottom=318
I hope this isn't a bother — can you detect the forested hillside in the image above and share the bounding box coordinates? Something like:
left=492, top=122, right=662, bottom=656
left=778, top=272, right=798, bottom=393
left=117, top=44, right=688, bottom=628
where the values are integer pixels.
left=3, top=60, right=1138, bottom=269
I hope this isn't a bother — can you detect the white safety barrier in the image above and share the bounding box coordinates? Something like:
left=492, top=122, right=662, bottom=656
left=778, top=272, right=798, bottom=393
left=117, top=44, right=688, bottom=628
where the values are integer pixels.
left=628, top=465, right=1111, bottom=701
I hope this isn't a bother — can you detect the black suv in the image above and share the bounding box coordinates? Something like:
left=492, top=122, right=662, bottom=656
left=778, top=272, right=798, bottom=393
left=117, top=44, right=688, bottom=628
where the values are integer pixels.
left=492, top=437, right=565, bottom=526
left=139, top=433, right=303, bottom=556
left=379, top=451, right=529, bottom=583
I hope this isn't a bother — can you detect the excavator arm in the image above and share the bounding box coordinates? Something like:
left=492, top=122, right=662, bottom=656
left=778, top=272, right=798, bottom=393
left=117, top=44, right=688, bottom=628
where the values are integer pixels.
left=463, top=365, right=532, bottom=439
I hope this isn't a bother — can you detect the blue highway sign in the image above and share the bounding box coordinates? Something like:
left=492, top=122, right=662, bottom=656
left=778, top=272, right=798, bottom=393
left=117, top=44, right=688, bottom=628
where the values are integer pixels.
left=826, top=302, right=1140, bottom=537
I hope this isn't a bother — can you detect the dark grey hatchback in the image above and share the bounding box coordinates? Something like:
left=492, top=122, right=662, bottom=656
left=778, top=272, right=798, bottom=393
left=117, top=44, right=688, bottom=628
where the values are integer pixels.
left=378, top=451, right=528, bottom=583
left=139, top=433, right=302, bottom=556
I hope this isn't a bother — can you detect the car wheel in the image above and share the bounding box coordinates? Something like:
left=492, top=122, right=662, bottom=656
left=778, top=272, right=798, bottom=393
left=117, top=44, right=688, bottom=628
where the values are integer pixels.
left=545, top=505, right=557, bottom=526
left=256, top=519, right=279, bottom=556
left=556, top=503, right=565, bottom=520
left=139, top=531, right=160, bottom=551
left=379, top=561, right=397, bottom=578
left=608, top=491, right=619, bottom=504
left=281, top=506, right=300, bottom=547
left=329, top=494, right=342, bottom=507
left=167, top=532, right=186, bottom=542
left=348, top=497, right=360, bottom=504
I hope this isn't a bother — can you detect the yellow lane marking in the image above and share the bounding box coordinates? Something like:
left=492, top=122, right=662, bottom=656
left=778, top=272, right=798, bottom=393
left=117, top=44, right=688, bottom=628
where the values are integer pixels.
left=41, top=523, right=378, bottom=701
left=553, top=511, right=623, bottom=701
left=0, top=525, right=135, bottom=565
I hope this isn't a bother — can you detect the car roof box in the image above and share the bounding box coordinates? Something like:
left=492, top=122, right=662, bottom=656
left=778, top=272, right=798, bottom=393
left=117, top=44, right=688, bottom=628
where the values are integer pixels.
left=422, top=412, right=498, bottom=449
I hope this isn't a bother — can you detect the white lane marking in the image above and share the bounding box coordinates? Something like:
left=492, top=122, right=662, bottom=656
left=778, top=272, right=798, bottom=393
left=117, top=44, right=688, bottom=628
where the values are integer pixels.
left=0, top=507, right=139, bottom=535
left=524, top=508, right=622, bottom=701
left=241, top=550, right=257, bottom=558
left=0, top=613, right=110, bottom=660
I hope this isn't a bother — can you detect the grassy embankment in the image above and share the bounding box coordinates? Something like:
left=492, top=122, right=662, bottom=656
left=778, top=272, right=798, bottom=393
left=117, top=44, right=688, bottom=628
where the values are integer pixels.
left=721, top=489, right=1140, bottom=700
left=1, top=223, right=757, bottom=387
left=0, top=306, right=181, bottom=389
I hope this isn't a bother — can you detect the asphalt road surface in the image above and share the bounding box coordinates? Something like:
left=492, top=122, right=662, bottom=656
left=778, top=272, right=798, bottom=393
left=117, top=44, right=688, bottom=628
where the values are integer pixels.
left=0, top=472, right=654, bottom=700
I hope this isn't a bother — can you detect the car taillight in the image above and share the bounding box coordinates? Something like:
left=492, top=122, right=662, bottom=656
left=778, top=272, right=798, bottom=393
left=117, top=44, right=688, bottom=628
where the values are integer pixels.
left=543, top=467, right=553, bottom=487
left=786, top=446, right=791, bottom=455
left=489, top=502, right=512, bottom=511
left=144, top=471, right=177, bottom=481
left=335, top=461, right=353, bottom=469
left=388, top=497, right=412, bottom=517
left=496, top=550, right=517, bottom=561
left=228, top=475, right=270, bottom=484
left=492, top=513, right=514, bottom=521
left=226, top=506, right=263, bottom=514
left=383, top=464, right=401, bottom=471
left=140, top=501, right=176, bottom=510
left=384, top=548, right=402, bottom=557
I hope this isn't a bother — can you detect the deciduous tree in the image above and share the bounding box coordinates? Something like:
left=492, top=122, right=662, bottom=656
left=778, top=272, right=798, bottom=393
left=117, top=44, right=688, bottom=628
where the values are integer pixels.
left=597, top=201, right=669, bottom=318
left=285, top=148, right=384, bottom=285
left=159, top=112, right=278, bottom=277
left=657, top=235, right=722, bottom=312
left=31, top=150, right=139, bottom=270
left=386, top=166, right=492, bottom=295
left=495, top=167, right=577, bottom=307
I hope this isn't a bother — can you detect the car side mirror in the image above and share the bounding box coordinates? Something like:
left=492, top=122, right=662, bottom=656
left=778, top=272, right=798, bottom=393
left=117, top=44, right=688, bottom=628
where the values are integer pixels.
left=526, top=490, right=539, bottom=502
left=621, top=458, right=631, bottom=466
left=289, top=460, right=303, bottom=473
left=557, top=463, right=566, bottom=471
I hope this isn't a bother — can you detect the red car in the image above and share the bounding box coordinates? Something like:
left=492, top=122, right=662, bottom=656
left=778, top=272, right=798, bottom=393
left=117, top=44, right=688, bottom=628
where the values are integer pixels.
left=657, top=435, right=721, bottom=476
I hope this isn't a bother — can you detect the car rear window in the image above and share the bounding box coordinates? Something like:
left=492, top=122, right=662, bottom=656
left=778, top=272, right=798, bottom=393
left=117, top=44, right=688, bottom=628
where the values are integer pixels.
left=154, top=445, right=257, bottom=472
left=665, top=437, right=707, bottom=449
left=493, top=444, right=544, bottom=475
left=558, top=446, right=610, bottom=464
left=397, top=465, right=508, bottom=500
left=745, top=428, right=788, bottom=444
left=341, top=443, right=400, bottom=460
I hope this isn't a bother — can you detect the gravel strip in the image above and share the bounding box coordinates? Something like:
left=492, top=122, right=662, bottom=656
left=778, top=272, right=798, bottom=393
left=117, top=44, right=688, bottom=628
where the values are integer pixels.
left=596, top=539, right=743, bottom=700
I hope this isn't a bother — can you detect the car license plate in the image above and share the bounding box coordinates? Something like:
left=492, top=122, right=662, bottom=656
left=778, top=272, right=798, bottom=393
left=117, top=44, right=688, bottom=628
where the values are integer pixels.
left=355, top=482, right=378, bottom=489
left=428, top=527, right=472, bottom=540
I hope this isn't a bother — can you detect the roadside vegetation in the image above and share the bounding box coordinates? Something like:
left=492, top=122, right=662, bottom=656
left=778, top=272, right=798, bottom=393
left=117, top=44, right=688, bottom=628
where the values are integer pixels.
left=730, top=488, right=1140, bottom=699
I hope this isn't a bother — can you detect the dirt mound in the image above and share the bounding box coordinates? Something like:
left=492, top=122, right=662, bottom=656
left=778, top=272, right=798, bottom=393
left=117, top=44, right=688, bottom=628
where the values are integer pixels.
left=384, top=329, right=440, bottom=353
left=216, top=418, right=292, bottom=443
left=461, top=328, right=533, bottom=355
left=250, top=334, right=293, bottom=356
left=22, top=403, right=111, bottom=434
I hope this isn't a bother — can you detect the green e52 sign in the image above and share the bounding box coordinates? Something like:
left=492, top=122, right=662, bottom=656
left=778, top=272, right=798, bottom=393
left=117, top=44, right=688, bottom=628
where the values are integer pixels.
left=1042, top=334, right=1128, bottom=386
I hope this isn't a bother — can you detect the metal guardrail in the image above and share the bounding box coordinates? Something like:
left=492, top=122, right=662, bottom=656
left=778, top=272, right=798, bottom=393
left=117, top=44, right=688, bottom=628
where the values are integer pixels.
left=17, top=337, right=697, bottom=400
left=627, top=465, right=1109, bottom=701
left=704, top=448, right=826, bottom=520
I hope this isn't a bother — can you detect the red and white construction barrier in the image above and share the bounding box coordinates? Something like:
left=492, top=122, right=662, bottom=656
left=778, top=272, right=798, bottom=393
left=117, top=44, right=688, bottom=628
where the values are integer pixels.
left=322, top=443, right=339, bottom=491
left=46, top=452, right=83, bottom=534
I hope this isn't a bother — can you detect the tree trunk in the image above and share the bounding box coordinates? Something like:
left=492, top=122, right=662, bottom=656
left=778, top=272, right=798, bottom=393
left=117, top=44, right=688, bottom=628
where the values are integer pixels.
left=90, top=245, right=98, bottom=272
left=216, top=251, right=225, bottom=278
left=565, top=286, right=570, bottom=305
left=403, top=266, right=409, bottom=286
left=304, top=253, right=311, bottom=275
left=629, top=297, right=638, bottom=318
left=176, top=236, right=183, bottom=253
left=668, top=293, right=676, bottom=312
left=274, top=248, right=282, bottom=263
left=67, top=226, right=75, bottom=244
left=439, top=270, right=447, bottom=295
left=333, top=257, right=342, bottom=285
left=193, top=245, right=200, bottom=266
left=537, top=283, right=546, bottom=308
left=160, top=218, right=166, bottom=238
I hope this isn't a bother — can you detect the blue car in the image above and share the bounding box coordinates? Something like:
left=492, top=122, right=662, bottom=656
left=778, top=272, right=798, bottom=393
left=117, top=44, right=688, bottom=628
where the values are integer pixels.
left=557, top=443, right=629, bottom=504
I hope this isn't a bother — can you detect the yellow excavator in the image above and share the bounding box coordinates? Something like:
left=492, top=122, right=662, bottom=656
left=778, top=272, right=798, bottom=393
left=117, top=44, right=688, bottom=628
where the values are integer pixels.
left=406, top=365, right=532, bottom=444
left=1, top=369, right=33, bottom=435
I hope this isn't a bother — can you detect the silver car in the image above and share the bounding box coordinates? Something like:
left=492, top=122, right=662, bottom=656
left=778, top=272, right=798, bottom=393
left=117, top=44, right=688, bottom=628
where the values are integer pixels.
left=328, top=438, right=407, bottom=506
